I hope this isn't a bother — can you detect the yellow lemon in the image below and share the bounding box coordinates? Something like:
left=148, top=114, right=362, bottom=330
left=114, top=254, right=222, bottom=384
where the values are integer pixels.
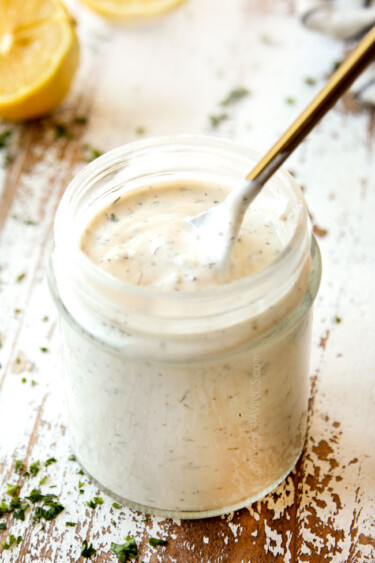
left=79, top=0, right=185, bottom=19
left=0, top=0, right=79, bottom=121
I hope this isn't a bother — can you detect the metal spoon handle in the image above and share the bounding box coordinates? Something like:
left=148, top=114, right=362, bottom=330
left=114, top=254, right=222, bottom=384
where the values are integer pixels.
left=245, top=24, right=375, bottom=187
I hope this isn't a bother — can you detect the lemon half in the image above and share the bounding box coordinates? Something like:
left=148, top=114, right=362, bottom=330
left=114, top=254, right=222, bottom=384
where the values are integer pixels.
left=79, top=0, right=185, bottom=19
left=0, top=0, right=79, bottom=121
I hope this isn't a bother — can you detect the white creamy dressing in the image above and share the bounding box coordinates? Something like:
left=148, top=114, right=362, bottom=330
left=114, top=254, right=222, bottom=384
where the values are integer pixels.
left=58, top=178, right=312, bottom=514
left=80, top=180, right=295, bottom=290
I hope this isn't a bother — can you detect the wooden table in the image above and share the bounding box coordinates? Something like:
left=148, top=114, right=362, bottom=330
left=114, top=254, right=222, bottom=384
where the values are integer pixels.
left=1, top=0, right=375, bottom=561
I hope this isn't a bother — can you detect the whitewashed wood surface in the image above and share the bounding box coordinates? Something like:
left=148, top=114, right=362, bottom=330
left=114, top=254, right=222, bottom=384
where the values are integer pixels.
left=1, top=0, right=375, bottom=561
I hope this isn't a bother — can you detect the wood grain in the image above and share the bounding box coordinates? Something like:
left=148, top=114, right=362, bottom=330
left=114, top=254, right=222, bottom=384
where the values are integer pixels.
left=1, top=0, right=375, bottom=561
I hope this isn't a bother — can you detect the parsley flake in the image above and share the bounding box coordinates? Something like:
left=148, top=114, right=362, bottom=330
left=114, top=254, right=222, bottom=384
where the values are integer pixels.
left=54, top=122, right=75, bottom=140
left=107, top=212, right=119, bottom=222
left=112, top=502, right=121, bottom=509
left=13, top=503, right=29, bottom=521
left=6, top=484, right=20, bottom=498
left=83, top=144, right=102, bottom=162
left=93, top=497, right=103, bottom=505
left=220, top=87, right=250, bottom=106
left=15, top=460, right=25, bottom=475
left=81, top=539, right=97, bottom=558
left=1, top=533, right=22, bottom=550
left=135, top=126, right=146, bottom=135
left=68, top=454, right=77, bottom=462
left=44, top=457, right=57, bottom=466
left=0, top=523, right=6, bottom=530
left=16, top=273, right=26, bottom=283
left=29, top=461, right=40, bottom=476
left=66, top=521, right=77, bottom=527
left=39, top=476, right=48, bottom=486
left=209, top=114, right=228, bottom=128
left=86, top=500, right=96, bottom=509
left=149, top=537, right=167, bottom=547
left=26, top=489, right=57, bottom=503
left=40, top=347, right=49, bottom=353
left=33, top=500, right=64, bottom=522
left=335, top=316, right=342, bottom=324
left=304, top=76, right=316, bottom=86
left=74, top=116, right=88, bottom=125
left=0, top=130, right=12, bottom=149
left=110, top=536, right=138, bottom=561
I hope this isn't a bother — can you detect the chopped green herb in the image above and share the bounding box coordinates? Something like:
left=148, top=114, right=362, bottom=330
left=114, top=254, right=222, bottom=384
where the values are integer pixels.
left=93, top=497, right=103, bottom=505
left=13, top=503, right=29, bottom=521
left=78, top=481, right=85, bottom=489
left=1, top=533, right=22, bottom=550
left=335, top=316, right=342, bottom=324
left=304, top=76, right=316, bottom=86
left=141, top=517, right=151, bottom=523
left=26, top=489, right=57, bottom=503
left=331, top=60, right=342, bottom=74
left=149, top=537, right=167, bottom=547
left=15, top=460, right=25, bottom=475
left=39, top=476, right=48, bottom=486
left=0, top=501, right=11, bottom=516
left=81, top=539, right=97, bottom=558
left=31, top=380, right=37, bottom=387
left=77, top=469, right=84, bottom=476
left=112, top=502, right=122, bottom=509
left=79, top=490, right=84, bottom=495
left=33, top=500, right=64, bottom=521
left=285, top=97, right=296, bottom=105
left=54, top=122, right=75, bottom=140
left=16, top=273, right=26, bottom=283
left=220, top=87, right=250, bottom=106
left=74, top=116, right=88, bottom=125
left=0, top=523, right=6, bottom=530
left=0, top=130, right=12, bottom=149
left=83, top=144, right=102, bottom=162
left=40, top=347, right=49, bottom=353
left=10, top=498, right=21, bottom=508
left=86, top=500, right=96, bottom=509
left=42, top=316, right=49, bottom=322
left=11, top=215, right=37, bottom=226
left=209, top=113, right=228, bottom=128
left=65, top=521, right=77, bottom=527
left=135, top=126, right=146, bottom=135
left=6, top=484, right=20, bottom=498
left=68, top=454, right=76, bottom=462
left=21, top=378, right=27, bottom=384
left=110, top=536, right=138, bottom=561
left=29, top=460, right=40, bottom=476
left=44, top=457, right=57, bottom=466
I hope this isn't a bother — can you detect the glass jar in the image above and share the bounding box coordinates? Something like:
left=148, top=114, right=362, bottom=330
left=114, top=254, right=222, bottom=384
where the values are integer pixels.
left=48, top=135, right=321, bottom=519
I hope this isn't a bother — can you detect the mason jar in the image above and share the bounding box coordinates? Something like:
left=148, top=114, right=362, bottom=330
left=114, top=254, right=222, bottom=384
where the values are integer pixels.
left=48, top=135, right=321, bottom=519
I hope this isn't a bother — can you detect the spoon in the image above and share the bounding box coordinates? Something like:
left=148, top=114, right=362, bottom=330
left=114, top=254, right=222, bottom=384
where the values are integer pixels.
left=189, top=25, right=375, bottom=269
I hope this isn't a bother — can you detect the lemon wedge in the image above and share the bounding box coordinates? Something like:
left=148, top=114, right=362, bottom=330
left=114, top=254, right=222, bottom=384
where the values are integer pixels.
left=79, top=0, right=185, bottom=19
left=0, top=0, right=79, bottom=121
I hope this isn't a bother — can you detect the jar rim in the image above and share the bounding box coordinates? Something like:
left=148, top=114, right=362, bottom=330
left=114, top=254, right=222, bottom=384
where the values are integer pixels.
left=53, top=134, right=311, bottom=322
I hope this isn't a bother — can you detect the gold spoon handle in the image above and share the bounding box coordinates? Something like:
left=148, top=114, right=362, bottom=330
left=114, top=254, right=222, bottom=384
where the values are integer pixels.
left=246, top=25, right=375, bottom=183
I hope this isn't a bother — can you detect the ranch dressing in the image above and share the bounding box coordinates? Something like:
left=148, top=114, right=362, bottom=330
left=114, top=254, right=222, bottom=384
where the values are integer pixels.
left=80, top=180, right=294, bottom=291
left=49, top=137, right=321, bottom=517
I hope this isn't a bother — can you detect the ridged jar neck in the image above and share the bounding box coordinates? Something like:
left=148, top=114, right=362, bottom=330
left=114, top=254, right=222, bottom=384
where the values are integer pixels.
left=53, top=135, right=311, bottom=335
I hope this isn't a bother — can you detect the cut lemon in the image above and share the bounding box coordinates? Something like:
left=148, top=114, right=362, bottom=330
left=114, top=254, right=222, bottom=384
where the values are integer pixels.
left=79, top=0, right=185, bottom=19
left=0, top=0, right=79, bottom=121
